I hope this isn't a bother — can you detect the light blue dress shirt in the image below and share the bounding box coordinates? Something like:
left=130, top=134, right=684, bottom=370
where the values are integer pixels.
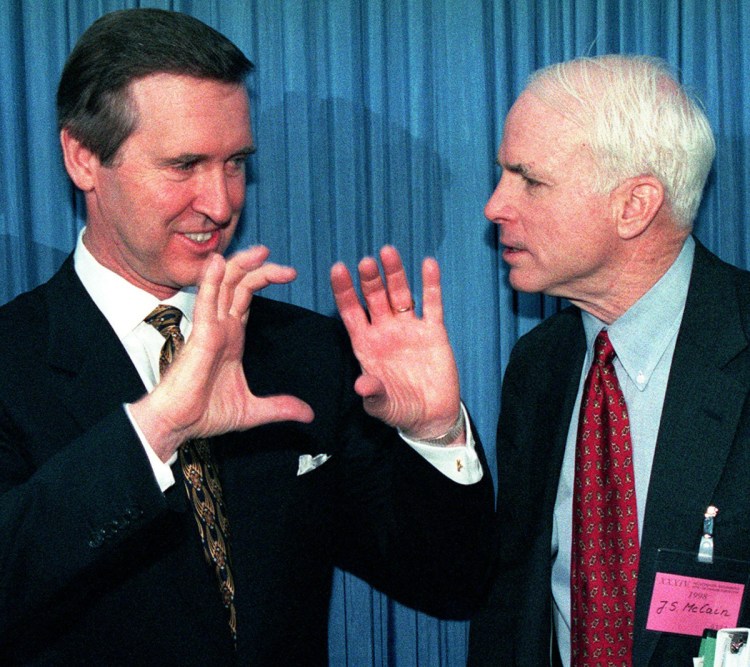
left=550, top=236, right=695, bottom=665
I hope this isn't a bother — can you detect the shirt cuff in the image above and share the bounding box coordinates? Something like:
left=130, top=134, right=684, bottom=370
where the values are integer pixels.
left=123, top=403, right=176, bottom=492
left=399, top=404, right=483, bottom=485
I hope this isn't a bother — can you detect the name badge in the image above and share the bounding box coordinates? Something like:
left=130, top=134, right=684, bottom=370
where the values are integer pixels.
left=646, top=572, right=745, bottom=636
left=645, top=549, right=750, bottom=639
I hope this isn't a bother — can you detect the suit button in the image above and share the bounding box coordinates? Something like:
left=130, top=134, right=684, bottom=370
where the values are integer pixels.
left=88, top=529, right=106, bottom=548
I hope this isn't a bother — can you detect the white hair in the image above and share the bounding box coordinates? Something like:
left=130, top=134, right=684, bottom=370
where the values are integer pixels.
left=526, top=55, right=716, bottom=229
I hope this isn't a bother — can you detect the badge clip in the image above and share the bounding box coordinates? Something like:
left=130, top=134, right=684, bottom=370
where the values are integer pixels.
left=697, top=505, right=719, bottom=564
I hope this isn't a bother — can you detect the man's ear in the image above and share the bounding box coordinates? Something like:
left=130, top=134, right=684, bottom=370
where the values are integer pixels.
left=611, top=175, right=665, bottom=240
left=60, top=127, right=99, bottom=192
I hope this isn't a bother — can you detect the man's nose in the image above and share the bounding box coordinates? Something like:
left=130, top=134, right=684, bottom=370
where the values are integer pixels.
left=484, top=174, right=513, bottom=225
left=193, top=168, right=234, bottom=226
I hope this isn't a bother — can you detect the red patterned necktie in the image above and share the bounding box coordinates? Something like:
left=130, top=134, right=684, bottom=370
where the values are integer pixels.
left=145, top=305, right=237, bottom=644
left=571, top=330, right=640, bottom=666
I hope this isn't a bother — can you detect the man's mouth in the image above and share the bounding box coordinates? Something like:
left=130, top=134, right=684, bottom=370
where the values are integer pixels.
left=183, top=231, right=214, bottom=243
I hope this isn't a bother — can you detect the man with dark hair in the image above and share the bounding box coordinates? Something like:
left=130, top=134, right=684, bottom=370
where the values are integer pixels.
left=469, top=55, right=750, bottom=666
left=56, top=8, right=254, bottom=166
left=0, top=9, right=493, bottom=664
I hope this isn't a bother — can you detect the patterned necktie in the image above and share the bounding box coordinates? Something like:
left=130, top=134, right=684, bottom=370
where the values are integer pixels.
left=145, top=305, right=237, bottom=643
left=571, top=330, right=640, bottom=666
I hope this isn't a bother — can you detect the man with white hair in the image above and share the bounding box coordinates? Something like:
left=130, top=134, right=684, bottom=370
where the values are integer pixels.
left=469, top=55, right=750, bottom=666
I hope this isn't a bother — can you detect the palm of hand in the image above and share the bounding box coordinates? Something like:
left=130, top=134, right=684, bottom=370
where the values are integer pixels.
left=331, top=247, right=462, bottom=439
left=351, top=315, right=460, bottom=435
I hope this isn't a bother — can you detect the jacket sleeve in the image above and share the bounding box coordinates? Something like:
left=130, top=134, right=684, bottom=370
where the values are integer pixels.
left=326, top=321, right=497, bottom=619
left=0, top=406, right=170, bottom=638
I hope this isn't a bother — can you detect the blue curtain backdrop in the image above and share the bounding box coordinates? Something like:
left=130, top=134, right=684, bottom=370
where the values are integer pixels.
left=1, top=0, right=748, bottom=664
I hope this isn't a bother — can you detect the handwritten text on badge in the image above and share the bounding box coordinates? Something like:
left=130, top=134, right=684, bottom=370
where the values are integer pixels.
left=646, top=572, right=745, bottom=636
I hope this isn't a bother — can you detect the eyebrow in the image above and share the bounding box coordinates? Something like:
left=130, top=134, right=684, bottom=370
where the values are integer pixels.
left=497, top=160, right=533, bottom=177
left=159, top=145, right=257, bottom=166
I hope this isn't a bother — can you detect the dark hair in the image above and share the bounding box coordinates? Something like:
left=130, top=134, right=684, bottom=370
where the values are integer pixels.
left=56, top=8, right=254, bottom=165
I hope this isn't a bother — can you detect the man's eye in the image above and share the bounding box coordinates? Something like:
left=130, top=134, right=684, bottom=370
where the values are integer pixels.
left=175, top=160, right=198, bottom=172
left=522, top=174, right=542, bottom=188
left=223, top=155, right=248, bottom=178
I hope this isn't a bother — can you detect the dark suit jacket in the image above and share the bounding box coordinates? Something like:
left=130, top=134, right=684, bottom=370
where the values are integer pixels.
left=469, top=240, right=750, bottom=666
left=0, top=256, right=494, bottom=666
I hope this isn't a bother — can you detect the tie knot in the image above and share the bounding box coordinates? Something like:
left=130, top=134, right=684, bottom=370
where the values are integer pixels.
left=593, top=329, right=616, bottom=366
left=145, top=305, right=184, bottom=339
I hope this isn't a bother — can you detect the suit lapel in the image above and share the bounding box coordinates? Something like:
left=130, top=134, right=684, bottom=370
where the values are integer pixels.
left=42, top=258, right=235, bottom=641
left=44, top=257, right=147, bottom=430
left=543, top=311, right=587, bottom=507
left=634, top=241, right=750, bottom=665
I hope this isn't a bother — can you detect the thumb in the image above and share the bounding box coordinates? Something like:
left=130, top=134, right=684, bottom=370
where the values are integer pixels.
left=353, top=374, right=386, bottom=402
left=244, top=395, right=315, bottom=428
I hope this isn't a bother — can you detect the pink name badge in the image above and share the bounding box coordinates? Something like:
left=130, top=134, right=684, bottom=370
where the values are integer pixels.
left=646, top=572, right=745, bottom=636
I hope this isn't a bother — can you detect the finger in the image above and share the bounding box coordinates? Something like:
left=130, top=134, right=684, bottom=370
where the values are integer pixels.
left=218, top=275, right=233, bottom=318
left=380, top=245, right=414, bottom=315
left=220, top=246, right=273, bottom=315
left=331, top=262, right=370, bottom=333
left=224, top=245, right=295, bottom=292
left=353, top=374, right=386, bottom=400
left=353, top=375, right=390, bottom=421
left=263, top=264, right=298, bottom=285
left=358, top=256, right=392, bottom=320
left=194, top=254, right=226, bottom=326
left=421, top=257, right=444, bottom=323
left=225, top=246, right=272, bottom=279
left=228, top=263, right=298, bottom=319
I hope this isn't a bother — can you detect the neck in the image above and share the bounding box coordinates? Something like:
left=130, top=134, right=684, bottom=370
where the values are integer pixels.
left=573, top=229, right=689, bottom=324
left=82, top=228, right=181, bottom=301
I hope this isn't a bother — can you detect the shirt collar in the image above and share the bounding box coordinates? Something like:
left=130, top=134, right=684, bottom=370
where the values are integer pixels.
left=582, top=235, right=695, bottom=390
left=73, top=228, right=196, bottom=340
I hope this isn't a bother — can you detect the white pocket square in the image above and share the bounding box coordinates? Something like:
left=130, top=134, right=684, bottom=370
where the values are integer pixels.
left=297, top=453, right=332, bottom=476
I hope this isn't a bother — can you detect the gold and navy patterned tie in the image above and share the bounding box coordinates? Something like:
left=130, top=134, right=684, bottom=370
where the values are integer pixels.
left=145, top=304, right=237, bottom=644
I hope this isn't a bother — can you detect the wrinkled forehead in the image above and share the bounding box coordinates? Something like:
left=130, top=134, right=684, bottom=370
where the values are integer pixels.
left=498, top=90, right=587, bottom=167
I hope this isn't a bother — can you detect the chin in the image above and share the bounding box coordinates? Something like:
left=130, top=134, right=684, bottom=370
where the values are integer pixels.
left=159, top=271, right=200, bottom=292
left=508, top=272, right=533, bottom=293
